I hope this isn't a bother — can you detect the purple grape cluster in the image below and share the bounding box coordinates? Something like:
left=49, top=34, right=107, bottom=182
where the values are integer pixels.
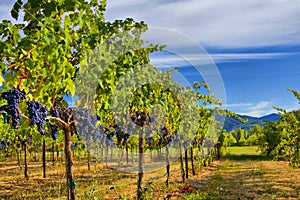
left=0, top=88, right=26, bottom=128
left=115, top=124, right=130, bottom=146
left=145, top=126, right=176, bottom=148
left=131, top=111, right=150, bottom=127
left=49, top=106, right=61, bottom=140
left=27, top=101, right=48, bottom=135
left=50, top=124, right=59, bottom=140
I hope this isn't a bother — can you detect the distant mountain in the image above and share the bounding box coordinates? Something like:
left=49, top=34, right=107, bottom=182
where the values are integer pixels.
left=222, top=113, right=280, bottom=132
left=259, top=113, right=281, bottom=121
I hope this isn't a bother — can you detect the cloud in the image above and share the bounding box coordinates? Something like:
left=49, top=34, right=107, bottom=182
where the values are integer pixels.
left=224, top=102, right=254, bottom=108
left=226, top=99, right=300, bottom=117
left=252, top=101, right=270, bottom=110
left=150, top=52, right=296, bottom=68
left=228, top=101, right=275, bottom=117
left=3, top=1, right=300, bottom=49
left=105, top=0, right=300, bottom=48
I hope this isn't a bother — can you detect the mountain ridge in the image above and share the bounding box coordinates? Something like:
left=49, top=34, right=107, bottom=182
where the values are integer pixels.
left=222, top=113, right=280, bottom=132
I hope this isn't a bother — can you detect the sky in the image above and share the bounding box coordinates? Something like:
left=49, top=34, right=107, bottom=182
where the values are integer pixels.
left=103, top=0, right=300, bottom=117
left=1, top=0, right=300, bottom=117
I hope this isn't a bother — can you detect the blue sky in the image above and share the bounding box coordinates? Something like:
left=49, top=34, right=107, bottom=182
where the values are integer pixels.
left=1, top=0, right=300, bottom=117
left=103, top=0, right=300, bottom=117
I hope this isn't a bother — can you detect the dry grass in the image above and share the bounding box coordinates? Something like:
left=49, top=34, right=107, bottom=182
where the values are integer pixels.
left=1, top=146, right=300, bottom=199
left=187, top=146, right=300, bottom=200
left=0, top=153, right=216, bottom=200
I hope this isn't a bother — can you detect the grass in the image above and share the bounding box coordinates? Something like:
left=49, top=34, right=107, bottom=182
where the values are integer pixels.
left=185, top=146, right=300, bottom=200
left=1, top=146, right=300, bottom=199
left=0, top=152, right=202, bottom=199
left=225, top=146, right=269, bottom=161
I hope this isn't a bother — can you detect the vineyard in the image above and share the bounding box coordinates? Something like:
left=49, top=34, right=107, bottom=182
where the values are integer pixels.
left=1, top=0, right=300, bottom=200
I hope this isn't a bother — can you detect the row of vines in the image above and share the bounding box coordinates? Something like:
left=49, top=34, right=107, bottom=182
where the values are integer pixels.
left=257, top=89, right=300, bottom=168
left=0, top=0, right=241, bottom=199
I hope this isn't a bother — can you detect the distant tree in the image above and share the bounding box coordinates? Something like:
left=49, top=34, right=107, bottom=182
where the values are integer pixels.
left=228, top=130, right=237, bottom=146
left=259, top=121, right=281, bottom=156
left=247, top=124, right=262, bottom=145
left=236, top=128, right=247, bottom=146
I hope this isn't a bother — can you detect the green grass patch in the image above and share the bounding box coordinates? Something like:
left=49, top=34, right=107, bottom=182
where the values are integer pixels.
left=227, top=146, right=260, bottom=155
left=225, top=146, right=268, bottom=161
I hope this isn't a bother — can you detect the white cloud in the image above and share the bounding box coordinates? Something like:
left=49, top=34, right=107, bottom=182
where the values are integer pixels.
left=150, top=52, right=295, bottom=68
left=227, top=99, right=300, bottom=117
left=3, top=1, right=300, bottom=49
left=105, top=0, right=300, bottom=48
left=229, top=101, right=275, bottom=117
left=224, top=102, right=254, bottom=108
left=252, top=101, right=270, bottom=110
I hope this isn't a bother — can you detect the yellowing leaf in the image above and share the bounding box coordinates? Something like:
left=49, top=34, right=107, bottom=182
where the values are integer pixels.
left=65, top=80, right=75, bottom=97
left=0, top=76, right=5, bottom=86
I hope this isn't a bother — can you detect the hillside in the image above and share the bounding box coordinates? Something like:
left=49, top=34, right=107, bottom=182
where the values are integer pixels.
left=223, top=113, right=280, bottom=132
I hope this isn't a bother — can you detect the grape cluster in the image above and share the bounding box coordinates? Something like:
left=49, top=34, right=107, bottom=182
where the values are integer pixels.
left=184, top=140, right=191, bottom=149
left=49, top=106, right=61, bottom=140
left=115, top=124, right=130, bottom=146
left=73, top=108, right=109, bottom=149
left=27, top=101, right=48, bottom=135
left=0, top=88, right=26, bottom=128
left=131, top=111, right=150, bottom=127
left=145, top=125, right=177, bottom=149
left=50, top=123, right=59, bottom=140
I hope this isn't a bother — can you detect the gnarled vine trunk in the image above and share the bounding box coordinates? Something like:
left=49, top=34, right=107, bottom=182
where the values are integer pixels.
left=15, top=147, right=22, bottom=169
left=87, top=150, right=91, bottom=171
left=165, top=145, right=170, bottom=186
left=179, top=142, right=185, bottom=183
left=190, top=147, right=195, bottom=175
left=185, top=149, right=189, bottom=179
left=52, top=142, right=55, bottom=166
left=137, top=130, right=144, bottom=200
left=24, top=140, right=29, bottom=180
left=64, top=128, right=75, bottom=200
left=126, top=144, right=129, bottom=165
left=42, top=138, right=46, bottom=178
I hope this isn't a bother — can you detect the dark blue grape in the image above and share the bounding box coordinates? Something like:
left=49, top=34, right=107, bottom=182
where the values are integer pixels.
left=27, top=101, right=48, bottom=135
left=122, top=133, right=130, bottom=145
left=116, top=130, right=124, bottom=143
left=0, top=88, right=26, bottom=128
left=50, top=124, right=58, bottom=140
left=49, top=106, right=61, bottom=140
left=184, top=141, right=190, bottom=149
left=50, top=106, right=61, bottom=119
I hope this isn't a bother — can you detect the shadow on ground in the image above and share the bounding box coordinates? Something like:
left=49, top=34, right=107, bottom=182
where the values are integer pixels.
left=224, top=154, right=269, bottom=161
